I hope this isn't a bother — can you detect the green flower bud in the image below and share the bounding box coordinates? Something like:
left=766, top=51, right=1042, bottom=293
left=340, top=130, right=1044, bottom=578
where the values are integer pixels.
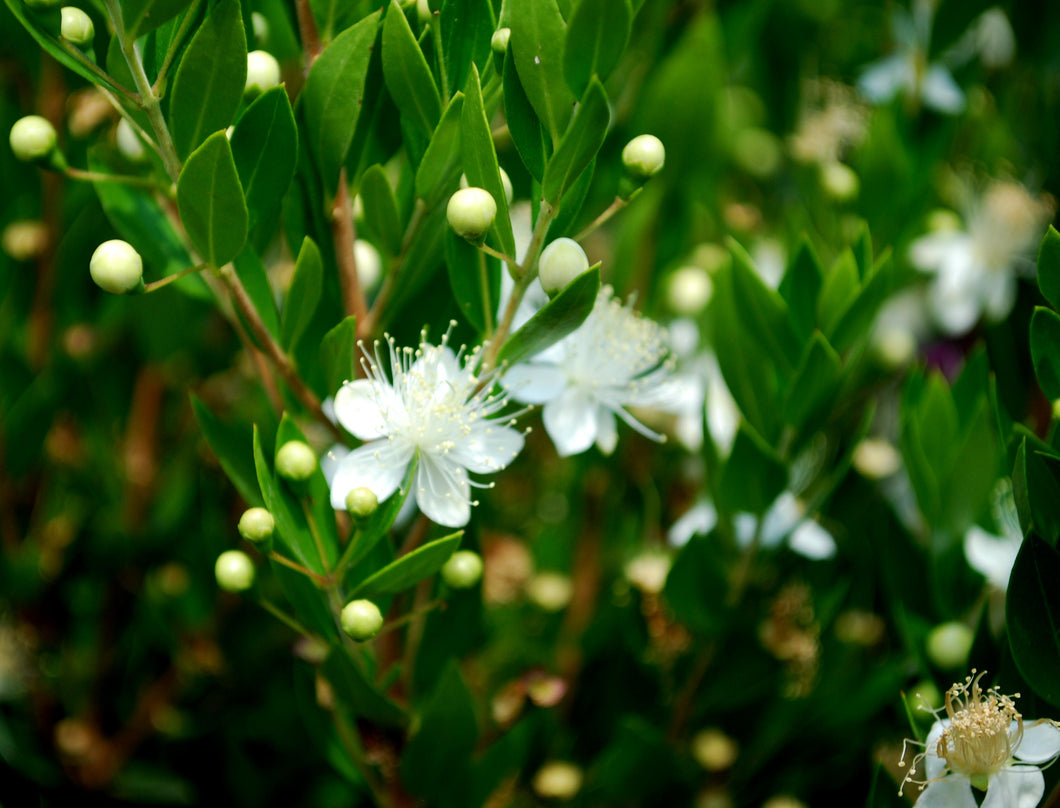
left=621, top=134, right=665, bottom=179
left=215, top=550, right=255, bottom=592
left=245, top=50, right=281, bottom=96
left=460, top=168, right=513, bottom=205
left=60, top=7, right=93, bottom=45
left=538, top=238, right=589, bottom=295
left=341, top=599, right=384, bottom=641
left=446, top=187, right=497, bottom=242
left=926, top=621, right=974, bottom=670
left=345, top=487, right=379, bottom=519
left=665, top=265, right=713, bottom=315
left=10, top=115, right=57, bottom=163
left=819, top=161, right=859, bottom=202
left=276, top=441, right=317, bottom=481
left=532, top=761, right=583, bottom=800
left=441, top=550, right=483, bottom=589
left=90, top=239, right=143, bottom=294
left=237, top=507, right=275, bottom=543
left=490, top=27, right=511, bottom=54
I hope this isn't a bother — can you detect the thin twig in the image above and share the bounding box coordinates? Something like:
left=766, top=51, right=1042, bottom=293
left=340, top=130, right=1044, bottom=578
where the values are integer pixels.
left=332, top=171, right=369, bottom=327
left=66, top=166, right=158, bottom=188
left=362, top=200, right=428, bottom=336
left=142, top=263, right=207, bottom=293
left=259, top=598, right=316, bottom=639
left=269, top=551, right=329, bottom=584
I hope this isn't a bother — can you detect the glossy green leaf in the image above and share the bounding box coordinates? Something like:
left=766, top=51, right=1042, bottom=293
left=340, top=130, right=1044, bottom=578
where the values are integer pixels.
left=382, top=0, right=441, bottom=161
left=562, top=0, right=631, bottom=96
left=400, top=662, right=478, bottom=798
left=302, top=11, right=382, bottom=191
left=1031, top=307, right=1060, bottom=401
left=190, top=395, right=261, bottom=507
left=282, top=238, right=324, bottom=351
left=718, top=424, right=787, bottom=516
left=1037, top=225, right=1060, bottom=312
left=168, top=0, right=246, bottom=160
left=541, top=79, right=610, bottom=205
left=503, top=47, right=548, bottom=181
left=1008, top=535, right=1060, bottom=708
left=177, top=131, right=248, bottom=267
left=508, top=0, right=575, bottom=142
left=440, top=0, right=495, bottom=94
left=778, top=237, right=823, bottom=341
left=461, top=64, right=516, bottom=259
left=445, top=230, right=499, bottom=333
left=415, top=93, right=465, bottom=205
left=359, top=165, right=403, bottom=256
left=121, top=0, right=193, bottom=38
left=231, top=86, right=299, bottom=230
left=783, top=332, right=841, bottom=429
left=320, top=316, right=359, bottom=395
left=496, top=265, right=600, bottom=366
left=352, top=532, right=463, bottom=597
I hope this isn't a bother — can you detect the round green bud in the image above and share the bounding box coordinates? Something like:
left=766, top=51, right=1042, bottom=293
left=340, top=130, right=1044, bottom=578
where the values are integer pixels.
left=441, top=550, right=483, bottom=589
left=10, top=115, right=57, bottom=163
left=245, top=50, right=281, bottom=96
left=819, top=161, right=859, bottom=202
left=490, top=27, right=511, bottom=54
left=345, top=487, right=379, bottom=519
left=926, top=621, right=974, bottom=670
left=446, top=187, right=497, bottom=242
left=60, top=6, right=93, bottom=44
left=538, top=237, right=589, bottom=295
left=341, top=599, right=384, bottom=641
left=621, top=134, right=665, bottom=178
left=215, top=550, right=255, bottom=592
left=665, top=265, right=713, bottom=315
left=90, top=239, right=143, bottom=294
left=237, top=507, right=275, bottom=543
left=460, top=168, right=513, bottom=205
left=276, top=441, right=317, bottom=481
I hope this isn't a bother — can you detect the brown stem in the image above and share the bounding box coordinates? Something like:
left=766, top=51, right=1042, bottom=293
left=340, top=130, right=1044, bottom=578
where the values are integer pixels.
left=295, top=0, right=323, bottom=70
left=269, top=551, right=329, bottom=584
left=332, top=172, right=369, bottom=330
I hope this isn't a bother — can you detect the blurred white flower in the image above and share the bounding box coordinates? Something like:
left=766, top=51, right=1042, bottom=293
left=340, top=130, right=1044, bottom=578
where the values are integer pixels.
left=789, top=80, right=867, bottom=165
left=909, top=181, right=1051, bottom=335
left=326, top=328, right=524, bottom=528
left=964, top=479, right=1023, bottom=591
left=900, top=672, right=1060, bottom=808
left=504, top=286, right=675, bottom=456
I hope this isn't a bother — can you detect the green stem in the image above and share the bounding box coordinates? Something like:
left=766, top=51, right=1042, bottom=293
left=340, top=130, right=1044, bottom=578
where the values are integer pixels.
left=259, top=598, right=316, bottom=639
left=269, top=551, right=329, bottom=584
left=573, top=192, right=638, bottom=242
left=59, top=40, right=140, bottom=106
left=477, top=242, right=516, bottom=265
left=332, top=526, right=365, bottom=584
left=330, top=702, right=391, bottom=808
left=477, top=249, right=495, bottom=336
left=142, top=262, right=207, bottom=293
left=301, top=500, right=333, bottom=575
left=65, top=166, right=158, bottom=189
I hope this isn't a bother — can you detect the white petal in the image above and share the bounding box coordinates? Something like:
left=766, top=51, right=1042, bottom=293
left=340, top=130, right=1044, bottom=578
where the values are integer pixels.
left=333, top=380, right=395, bottom=440
left=734, top=513, right=758, bottom=548
left=328, top=440, right=414, bottom=510
left=542, top=389, right=599, bottom=457
left=595, top=408, right=618, bottom=455
left=668, top=501, right=717, bottom=547
left=909, top=231, right=969, bottom=273
left=929, top=264, right=983, bottom=336
left=964, top=526, right=1021, bottom=590
left=924, top=720, right=950, bottom=780
left=414, top=455, right=471, bottom=528
left=858, top=54, right=915, bottom=103
left=981, top=767, right=1044, bottom=808
left=914, top=777, right=977, bottom=808
left=320, top=444, right=350, bottom=485
left=450, top=423, right=525, bottom=474
left=761, top=492, right=801, bottom=545
left=981, top=271, right=1018, bottom=322
left=1015, top=722, right=1060, bottom=764
left=921, top=65, right=966, bottom=114
left=788, top=521, right=837, bottom=559
left=504, top=363, right=568, bottom=404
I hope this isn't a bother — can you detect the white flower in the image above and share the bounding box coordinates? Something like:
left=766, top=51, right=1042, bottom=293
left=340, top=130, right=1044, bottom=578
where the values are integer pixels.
left=900, top=672, right=1060, bottom=808
left=909, top=181, right=1050, bottom=335
left=327, top=328, right=524, bottom=528
left=963, top=479, right=1023, bottom=591
left=504, top=286, right=675, bottom=457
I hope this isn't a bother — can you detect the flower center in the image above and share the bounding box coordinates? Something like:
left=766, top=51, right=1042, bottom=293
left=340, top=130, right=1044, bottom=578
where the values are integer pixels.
left=937, top=671, right=1021, bottom=785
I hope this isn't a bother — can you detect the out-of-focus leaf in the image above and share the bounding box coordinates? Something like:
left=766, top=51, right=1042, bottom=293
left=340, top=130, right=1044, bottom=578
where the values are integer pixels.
left=664, top=534, right=727, bottom=634
left=323, top=646, right=408, bottom=727
left=282, top=238, right=324, bottom=352
left=1037, top=225, right=1060, bottom=312
left=783, top=332, right=841, bottom=430
left=352, top=532, right=463, bottom=597
left=231, top=86, right=299, bottom=230
left=779, top=237, right=823, bottom=342
left=728, top=239, right=800, bottom=376
left=191, top=395, right=261, bottom=507
left=177, top=132, right=248, bottom=267
left=541, top=79, right=609, bottom=206
left=718, top=424, right=787, bottom=516
left=562, top=0, right=631, bottom=97
left=1008, top=535, right=1060, bottom=708
left=1031, top=307, right=1060, bottom=400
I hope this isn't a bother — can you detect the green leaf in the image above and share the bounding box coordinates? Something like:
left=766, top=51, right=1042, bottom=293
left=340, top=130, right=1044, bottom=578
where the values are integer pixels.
left=728, top=239, right=801, bottom=376
left=562, top=0, right=631, bottom=97
left=415, top=93, right=465, bottom=206
left=503, top=47, right=548, bottom=182
left=1031, top=307, right=1060, bottom=401
left=445, top=230, right=499, bottom=333
left=663, top=534, right=727, bottom=634
left=400, top=662, right=478, bottom=798
left=1014, top=443, right=1060, bottom=545
left=320, top=316, right=359, bottom=395
left=176, top=132, right=248, bottom=267
left=440, top=0, right=495, bottom=94
left=168, top=0, right=246, bottom=160
left=817, top=248, right=861, bottom=339
left=121, top=0, right=193, bottom=38
left=231, top=86, right=299, bottom=230
left=190, top=395, right=261, bottom=507
left=496, top=265, right=600, bottom=366
left=353, top=532, right=463, bottom=597
left=461, top=64, right=516, bottom=259
left=782, top=332, right=841, bottom=429
left=302, top=11, right=382, bottom=192
left=276, top=415, right=340, bottom=568
left=232, top=246, right=281, bottom=340
left=508, top=0, right=575, bottom=142
left=546, top=157, right=595, bottom=239
left=778, top=237, right=823, bottom=342
left=358, top=165, right=403, bottom=256
left=322, top=646, right=407, bottom=728
left=829, top=249, right=897, bottom=353
left=1007, top=535, right=1060, bottom=708
left=382, top=0, right=441, bottom=162
left=282, top=238, right=324, bottom=351
left=541, top=78, right=610, bottom=206
left=1037, top=225, right=1060, bottom=312
left=718, top=424, right=787, bottom=516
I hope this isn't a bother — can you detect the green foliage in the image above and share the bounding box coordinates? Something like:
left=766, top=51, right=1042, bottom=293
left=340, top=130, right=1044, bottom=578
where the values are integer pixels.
left=176, top=131, right=248, bottom=267
left=1008, top=535, right=1060, bottom=708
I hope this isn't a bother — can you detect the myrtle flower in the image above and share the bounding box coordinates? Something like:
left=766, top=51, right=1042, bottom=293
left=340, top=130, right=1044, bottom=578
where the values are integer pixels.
left=909, top=181, right=1051, bottom=335
left=326, top=327, right=524, bottom=528
left=899, top=671, right=1060, bottom=808
left=504, top=286, right=675, bottom=457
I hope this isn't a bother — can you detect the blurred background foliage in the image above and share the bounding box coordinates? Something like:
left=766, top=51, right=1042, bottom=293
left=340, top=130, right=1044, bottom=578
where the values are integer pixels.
left=3, top=0, right=1060, bottom=805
